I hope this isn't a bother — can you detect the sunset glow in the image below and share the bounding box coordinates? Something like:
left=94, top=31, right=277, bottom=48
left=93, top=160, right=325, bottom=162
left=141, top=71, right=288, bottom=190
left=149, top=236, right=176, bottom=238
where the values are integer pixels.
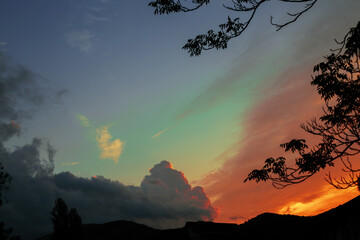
left=0, top=1, right=359, bottom=239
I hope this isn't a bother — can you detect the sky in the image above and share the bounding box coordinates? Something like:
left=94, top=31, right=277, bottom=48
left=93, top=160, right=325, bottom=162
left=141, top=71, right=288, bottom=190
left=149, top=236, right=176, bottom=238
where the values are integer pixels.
left=0, top=0, right=359, bottom=239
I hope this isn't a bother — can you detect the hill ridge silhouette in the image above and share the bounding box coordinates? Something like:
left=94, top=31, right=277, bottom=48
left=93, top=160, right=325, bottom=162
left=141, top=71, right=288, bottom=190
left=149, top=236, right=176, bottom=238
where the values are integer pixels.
left=36, top=194, right=360, bottom=240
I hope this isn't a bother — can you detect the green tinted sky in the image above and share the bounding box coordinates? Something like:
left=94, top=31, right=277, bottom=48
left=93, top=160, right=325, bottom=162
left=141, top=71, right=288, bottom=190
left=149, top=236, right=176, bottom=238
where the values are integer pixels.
left=1, top=0, right=359, bottom=187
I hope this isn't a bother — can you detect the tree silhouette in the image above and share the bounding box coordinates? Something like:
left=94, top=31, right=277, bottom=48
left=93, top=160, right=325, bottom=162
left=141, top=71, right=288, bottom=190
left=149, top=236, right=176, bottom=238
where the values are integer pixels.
left=245, top=21, right=360, bottom=190
left=0, top=222, right=20, bottom=240
left=51, top=198, right=69, bottom=237
left=0, top=163, right=11, bottom=207
left=0, top=163, right=20, bottom=240
left=68, top=208, right=82, bottom=239
left=50, top=198, right=82, bottom=240
left=149, top=0, right=317, bottom=56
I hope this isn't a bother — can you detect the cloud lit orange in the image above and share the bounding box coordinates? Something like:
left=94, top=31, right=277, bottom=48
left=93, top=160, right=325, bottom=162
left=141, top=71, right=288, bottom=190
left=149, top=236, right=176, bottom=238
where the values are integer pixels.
left=96, top=126, right=124, bottom=164
left=62, top=162, right=80, bottom=166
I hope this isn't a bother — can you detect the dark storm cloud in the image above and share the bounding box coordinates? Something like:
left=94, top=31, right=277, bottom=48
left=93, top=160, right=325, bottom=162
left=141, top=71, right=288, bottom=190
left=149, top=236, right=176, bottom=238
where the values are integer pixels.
left=1, top=149, right=217, bottom=239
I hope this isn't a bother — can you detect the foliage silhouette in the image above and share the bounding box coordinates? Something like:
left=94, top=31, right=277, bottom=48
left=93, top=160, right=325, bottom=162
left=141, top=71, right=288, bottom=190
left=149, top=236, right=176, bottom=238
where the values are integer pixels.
left=50, top=198, right=82, bottom=240
left=0, top=163, right=11, bottom=207
left=0, top=163, right=20, bottom=240
left=148, top=0, right=317, bottom=56
left=68, top=208, right=82, bottom=238
left=0, top=222, right=20, bottom=240
left=245, top=21, right=360, bottom=189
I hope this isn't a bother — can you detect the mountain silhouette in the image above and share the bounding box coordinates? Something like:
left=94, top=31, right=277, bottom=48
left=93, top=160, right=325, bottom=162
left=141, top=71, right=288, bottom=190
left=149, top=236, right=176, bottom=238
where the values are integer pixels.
left=36, top=194, right=360, bottom=240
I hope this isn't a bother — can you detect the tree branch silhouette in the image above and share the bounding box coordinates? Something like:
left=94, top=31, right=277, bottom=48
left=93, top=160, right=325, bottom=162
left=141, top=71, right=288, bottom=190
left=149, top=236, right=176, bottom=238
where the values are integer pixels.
left=149, top=0, right=318, bottom=56
left=245, top=21, right=360, bottom=189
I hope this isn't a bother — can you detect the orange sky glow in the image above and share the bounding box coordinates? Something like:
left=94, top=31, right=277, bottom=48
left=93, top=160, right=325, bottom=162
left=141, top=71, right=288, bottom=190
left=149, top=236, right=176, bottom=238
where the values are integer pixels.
left=198, top=71, right=360, bottom=224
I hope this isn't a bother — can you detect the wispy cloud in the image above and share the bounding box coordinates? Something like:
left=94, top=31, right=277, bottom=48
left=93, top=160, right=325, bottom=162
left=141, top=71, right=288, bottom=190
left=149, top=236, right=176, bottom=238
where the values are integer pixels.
left=151, top=122, right=180, bottom=139
left=77, top=114, right=91, bottom=127
left=84, top=12, right=111, bottom=23
left=0, top=42, right=7, bottom=46
left=65, top=30, right=94, bottom=53
left=62, top=162, right=79, bottom=166
left=152, top=128, right=168, bottom=138
left=96, top=126, right=124, bottom=163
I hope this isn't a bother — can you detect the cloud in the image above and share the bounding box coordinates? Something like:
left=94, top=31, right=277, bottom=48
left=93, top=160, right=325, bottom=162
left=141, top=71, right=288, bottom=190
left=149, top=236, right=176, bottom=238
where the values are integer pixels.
left=152, top=124, right=178, bottom=138
left=54, top=89, right=68, bottom=104
left=96, top=126, right=124, bottom=163
left=0, top=52, right=49, bottom=143
left=65, top=30, right=94, bottom=53
left=0, top=146, right=217, bottom=240
left=61, top=162, right=79, bottom=166
left=0, top=121, right=21, bottom=142
left=76, top=116, right=124, bottom=163
left=151, top=121, right=180, bottom=139
left=152, top=129, right=167, bottom=138
left=0, top=42, right=7, bottom=46
left=277, top=185, right=359, bottom=216
left=0, top=52, right=69, bottom=239
left=84, top=12, right=111, bottom=23
left=77, top=114, right=91, bottom=127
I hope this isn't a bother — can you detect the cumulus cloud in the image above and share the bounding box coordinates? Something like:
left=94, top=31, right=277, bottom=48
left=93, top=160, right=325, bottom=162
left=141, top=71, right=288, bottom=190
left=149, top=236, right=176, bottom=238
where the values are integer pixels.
left=65, top=30, right=94, bottom=53
left=96, top=126, right=124, bottom=163
left=0, top=150, right=217, bottom=239
left=141, top=161, right=217, bottom=219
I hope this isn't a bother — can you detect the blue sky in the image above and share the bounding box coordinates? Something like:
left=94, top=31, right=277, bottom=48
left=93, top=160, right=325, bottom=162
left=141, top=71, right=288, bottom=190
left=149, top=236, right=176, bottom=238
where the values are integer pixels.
left=1, top=0, right=261, bottom=183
